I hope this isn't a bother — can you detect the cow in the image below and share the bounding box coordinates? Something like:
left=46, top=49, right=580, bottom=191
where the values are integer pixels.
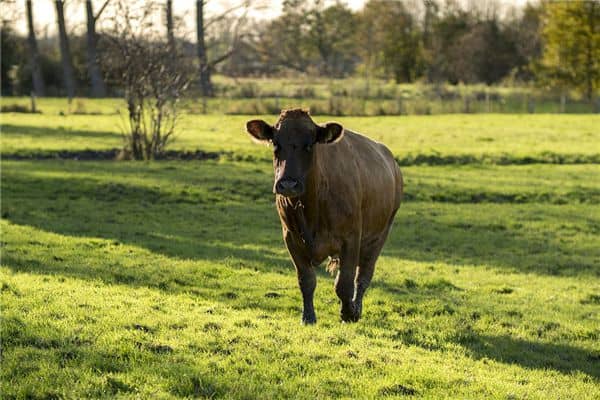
left=246, top=109, right=403, bottom=323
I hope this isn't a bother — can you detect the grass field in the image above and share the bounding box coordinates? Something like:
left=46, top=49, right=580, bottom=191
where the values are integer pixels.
left=1, top=105, right=599, bottom=399
left=3, top=110, right=599, bottom=161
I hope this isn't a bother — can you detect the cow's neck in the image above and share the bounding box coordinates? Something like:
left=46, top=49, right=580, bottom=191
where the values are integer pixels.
left=279, top=150, right=322, bottom=249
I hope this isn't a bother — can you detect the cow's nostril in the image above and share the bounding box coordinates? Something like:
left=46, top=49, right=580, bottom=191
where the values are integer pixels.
left=279, top=180, right=298, bottom=189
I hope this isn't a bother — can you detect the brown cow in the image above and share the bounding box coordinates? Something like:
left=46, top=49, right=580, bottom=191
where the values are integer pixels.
left=246, top=109, right=403, bottom=323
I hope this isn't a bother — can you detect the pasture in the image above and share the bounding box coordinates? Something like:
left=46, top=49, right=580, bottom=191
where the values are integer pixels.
left=1, top=103, right=599, bottom=398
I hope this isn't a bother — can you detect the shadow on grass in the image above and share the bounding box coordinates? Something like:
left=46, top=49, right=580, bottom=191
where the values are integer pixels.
left=459, top=333, right=600, bottom=379
left=0, top=161, right=299, bottom=291
left=1, top=124, right=119, bottom=142
left=1, top=160, right=598, bottom=290
left=384, top=208, right=599, bottom=276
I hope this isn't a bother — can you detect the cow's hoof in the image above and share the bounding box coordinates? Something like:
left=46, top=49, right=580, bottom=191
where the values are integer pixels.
left=340, top=303, right=360, bottom=322
left=302, top=313, right=317, bottom=325
left=340, top=313, right=359, bottom=323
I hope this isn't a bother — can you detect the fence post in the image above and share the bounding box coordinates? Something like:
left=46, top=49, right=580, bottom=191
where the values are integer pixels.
left=528, top=95, right=535, bottom=113
left=363, top=77, right=369, bottom=115
left=463, top=95, right=470, bottom=113
left=560, top=92, right=566, bottom=113
left=485, top=90, right=490, bottom=113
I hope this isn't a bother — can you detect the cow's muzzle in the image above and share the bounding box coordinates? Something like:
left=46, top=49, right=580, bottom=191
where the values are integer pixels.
left=275, top=178, right=303, bottom=197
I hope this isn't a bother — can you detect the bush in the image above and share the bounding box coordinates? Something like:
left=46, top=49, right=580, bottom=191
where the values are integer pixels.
left=102, top=1, right=192, bottom=160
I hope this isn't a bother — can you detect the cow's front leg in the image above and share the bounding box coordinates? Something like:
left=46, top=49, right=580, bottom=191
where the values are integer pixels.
left=335, top=236, right=361, bottom=322
left=284, top=233, right=317, bottom=324
left=298, top=266, right=317, bottom=324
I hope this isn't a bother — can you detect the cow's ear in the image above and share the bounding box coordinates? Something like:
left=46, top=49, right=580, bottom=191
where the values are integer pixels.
left=316, top=122, right=344, bottom=144
left=246, top=120, right=274, bottom=142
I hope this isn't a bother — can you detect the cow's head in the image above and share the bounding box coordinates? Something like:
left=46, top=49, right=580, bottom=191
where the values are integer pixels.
left=246, top=109, right=344, bottom=197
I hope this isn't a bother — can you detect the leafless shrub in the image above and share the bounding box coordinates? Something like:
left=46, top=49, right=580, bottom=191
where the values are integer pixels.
left=101, top=1, right=192, bottom=160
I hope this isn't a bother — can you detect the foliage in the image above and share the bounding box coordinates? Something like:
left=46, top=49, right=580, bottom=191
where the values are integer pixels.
left=360, top=0, right=423, bottom=83
left=537, top=0, right=600, bottom=100
left=0, top=22, right=23, bottom=96
left=253, top=0, right=359, bottom=77
left=2, top=0, right=598, bottom=96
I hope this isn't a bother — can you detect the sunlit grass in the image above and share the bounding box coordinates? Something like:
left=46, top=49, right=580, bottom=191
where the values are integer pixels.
left=1, top=109, right=599, bottom=398
left=2, top=111, right=599, bottom=161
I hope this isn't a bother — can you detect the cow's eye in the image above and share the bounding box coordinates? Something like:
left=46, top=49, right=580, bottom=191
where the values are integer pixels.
left=305, top=144, right=312, bottom=152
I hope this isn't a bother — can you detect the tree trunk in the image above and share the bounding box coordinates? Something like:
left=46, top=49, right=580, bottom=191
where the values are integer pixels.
left=196, top=0, right=213, bottom=97
left=55, top=0, right=77, bottom=100
left=585, top=1, right=596, bottom=102
left=26, top=0, right=45, bottom=96
left=166, top=0, right=175, bottom=53
left=85, top=0, right=107, bottom=97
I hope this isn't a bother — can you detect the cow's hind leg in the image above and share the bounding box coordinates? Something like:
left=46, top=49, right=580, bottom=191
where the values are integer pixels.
left=336, top=236, right=361, bottom=322
left=354, top=216, right=396, bottom=320
left=354, top=237, right=386, bottom=320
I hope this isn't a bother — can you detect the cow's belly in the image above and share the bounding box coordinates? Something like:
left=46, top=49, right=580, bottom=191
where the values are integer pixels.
left=310, top=233, right=342, bottom=265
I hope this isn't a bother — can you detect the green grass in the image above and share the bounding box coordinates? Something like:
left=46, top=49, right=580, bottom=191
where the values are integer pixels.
left=2, top=111, right=599, bottom=162
left=1, top=108, right=600, bottom=398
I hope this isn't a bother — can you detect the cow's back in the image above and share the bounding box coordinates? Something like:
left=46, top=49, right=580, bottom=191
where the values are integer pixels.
left=316, top=130, right=402, bottom=240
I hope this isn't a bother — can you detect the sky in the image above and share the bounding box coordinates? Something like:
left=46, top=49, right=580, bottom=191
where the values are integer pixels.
left=6, top=0, right=532, bottom=38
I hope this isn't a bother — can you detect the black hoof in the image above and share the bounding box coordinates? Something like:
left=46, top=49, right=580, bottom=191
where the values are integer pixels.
left=302, top=313, right=317, bottom=325
left=340, top=313, right=360, bottom=323
left=340, top=303, right=360, bottom=322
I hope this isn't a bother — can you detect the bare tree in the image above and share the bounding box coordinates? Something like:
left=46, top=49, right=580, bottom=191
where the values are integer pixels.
left=103, top=1, right=192, bottom=160
left=55, top=0, right=77, bottom=99
left=86, top=0, right=109, bottom=97
left=196, top=0, right=212, bottom=97
left=166, top=0, right=175, bottom=52
left=26, top=0, right=45, bottom=96
left=196, top=0, right=250, bottom=97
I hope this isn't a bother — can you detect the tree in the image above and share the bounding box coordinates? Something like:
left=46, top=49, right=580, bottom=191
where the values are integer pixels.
left=102, top=1, right=192, bottom=160
left=25, top=0, right=45, bottom=96
left=166, top=0, right=175, bottom=52
left=55, top=0, right=77, bottom=99
left=426, top=1, right=472, bottom=83
left=538, top=0, right=600, bottom=101
left=85, top=0, right=108, bottom=97
left=1, top=1, right=23, bottom=95
left=196, top=0, right=250, bottom=97
left=424, top=0, right=531, bottom=85
left=253, top=1, right=314, bottom=74
left=254, top=0, right=358, bottom=77
left=306, top=1, right=358, bottom=77
left=360, top=0, right=422, bottom=83
left=504, top=2, right=543, bottom=82
left=453, top=18, right=518, bottom=84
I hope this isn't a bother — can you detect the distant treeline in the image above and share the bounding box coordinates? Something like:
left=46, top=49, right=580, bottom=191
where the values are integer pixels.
left=1, top=0, right=598, bottom=101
